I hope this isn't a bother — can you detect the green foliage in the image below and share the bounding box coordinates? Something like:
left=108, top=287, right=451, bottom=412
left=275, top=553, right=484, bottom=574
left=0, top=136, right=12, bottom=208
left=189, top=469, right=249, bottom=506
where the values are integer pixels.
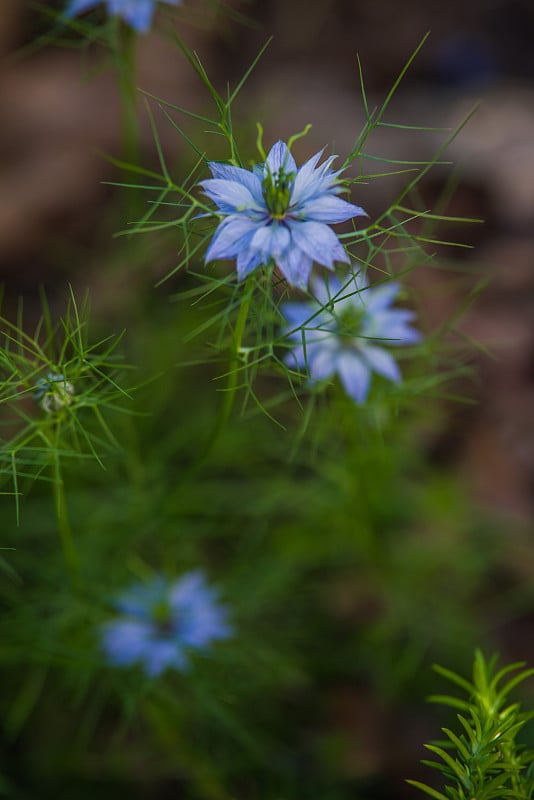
left=0, top=289, right=133, bottom=506
left=409, top=651, right=534, bottom=800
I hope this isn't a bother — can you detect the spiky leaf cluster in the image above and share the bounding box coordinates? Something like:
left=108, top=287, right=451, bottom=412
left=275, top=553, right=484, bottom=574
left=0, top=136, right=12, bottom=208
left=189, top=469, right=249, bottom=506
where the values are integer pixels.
left=409, top=650, right=534, bottom=800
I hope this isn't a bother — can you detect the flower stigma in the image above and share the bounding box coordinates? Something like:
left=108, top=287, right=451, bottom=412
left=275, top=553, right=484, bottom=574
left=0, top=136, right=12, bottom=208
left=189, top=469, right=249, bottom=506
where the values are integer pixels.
left=262, top=166, right=295, bottom=219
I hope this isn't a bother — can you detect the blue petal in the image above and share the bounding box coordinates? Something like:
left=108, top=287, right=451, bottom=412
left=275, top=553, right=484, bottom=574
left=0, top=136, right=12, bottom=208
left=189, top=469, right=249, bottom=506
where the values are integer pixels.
left=200, top=179, right=262, bottom=214
left=144, top=640, right=187, bottom=677
left=169, top=570, right=211, bottom=607
left=336, top=351, right=371, bottom=403
left=290, top=150, right=327, bottom=204
left=276, top=246, right=313, bottom=289
left=289, top=150, right=322, bottom=202
left=101, top=619, right=152, bottom=666
left=204, top=216, right=259, bottom=262
left=364, top=282, right=401, bottom=312
left=307, top=340, right=339, bottom=381
left=250, top=222, right=291, bottom=261
left=109, top=0, right=156, bottom=31
left=311, top=274, right=343, bottom=305
left=299, top=195, right=367, bottom=224
left=207, top=163, right=263, bottom=204
left=64, top=0, right=99, bottom=15
left=181, top=608, right=233, bottom=647
left=265, top=141, right=297, bottom=177
left=289, top=220, right=348, bottom=269
left=236, top=249, right=264, bottom=280
left=284, top=344, right=307, bottom=371
left=361, top=345, right=402, bottom=382
left=281, top=302, right=316, bottom=330
left=291, top=153, right=340, bottom=206
left=363, top=309, right=421, bottom=344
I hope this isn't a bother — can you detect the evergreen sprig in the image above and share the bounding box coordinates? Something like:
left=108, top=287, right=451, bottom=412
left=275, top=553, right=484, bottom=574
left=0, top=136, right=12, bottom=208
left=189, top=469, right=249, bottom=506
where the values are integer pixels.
left=409, top=650, right=534, bottom=800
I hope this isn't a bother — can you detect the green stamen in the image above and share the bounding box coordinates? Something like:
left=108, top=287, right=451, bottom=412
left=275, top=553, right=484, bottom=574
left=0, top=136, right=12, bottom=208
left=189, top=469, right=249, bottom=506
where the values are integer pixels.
left=263, top=167, right=295, bottom=218
left=337, top=307, right=366, bottom=340
left=153, top=601, right=174, bottom=632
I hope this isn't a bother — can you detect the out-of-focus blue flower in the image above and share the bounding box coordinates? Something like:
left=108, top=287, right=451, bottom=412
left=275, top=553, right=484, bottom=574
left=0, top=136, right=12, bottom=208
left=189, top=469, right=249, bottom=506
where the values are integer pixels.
left=65, top=0, right=180, bottom=33
left=282, top=272, right=421, bottom=403
left=200, top=141, right=367, bottom=289
left=101, top=571, right=233, bottom=677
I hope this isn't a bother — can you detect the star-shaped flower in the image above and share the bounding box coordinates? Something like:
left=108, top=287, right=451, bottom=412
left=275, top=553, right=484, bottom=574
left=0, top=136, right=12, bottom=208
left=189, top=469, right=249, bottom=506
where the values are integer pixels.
left=281, top=272, right=421, bottom=403
left=101, top=571, right=233, bottom=677
left=65, top=0, right=180, bottom=32
left=200, top=141, right=367, bottom=289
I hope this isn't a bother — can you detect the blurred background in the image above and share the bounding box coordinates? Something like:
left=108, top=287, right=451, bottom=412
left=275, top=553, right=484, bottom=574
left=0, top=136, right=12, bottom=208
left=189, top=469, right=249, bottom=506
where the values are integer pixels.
left=1, top=0, right=534, bottom=798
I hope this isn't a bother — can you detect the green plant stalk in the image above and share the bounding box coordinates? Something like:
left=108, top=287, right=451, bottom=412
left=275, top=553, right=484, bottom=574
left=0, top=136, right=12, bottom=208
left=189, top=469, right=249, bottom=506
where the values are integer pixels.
left=41, top=431, right=78, bottom=579
left=185, top=276, right=254, bottom=476
left=113, top=21, right=142, bottom=219
left=37, top=421, right=78, bottom=577
left=216, top=278, right=253, bottom=436
left=52, top=454, right=78, bottom=579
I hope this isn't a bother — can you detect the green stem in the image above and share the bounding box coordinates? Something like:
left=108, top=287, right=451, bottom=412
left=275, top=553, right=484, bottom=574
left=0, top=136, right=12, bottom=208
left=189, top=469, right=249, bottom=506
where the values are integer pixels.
left=52, top=454, right=79, bottom=580
left=185, top=277, right=254, bottom=476
left=113, top=21, right=141, bottom=219
left=215, top=279, right=253, bottom=437
left=117, top=24, right=139, bottom=165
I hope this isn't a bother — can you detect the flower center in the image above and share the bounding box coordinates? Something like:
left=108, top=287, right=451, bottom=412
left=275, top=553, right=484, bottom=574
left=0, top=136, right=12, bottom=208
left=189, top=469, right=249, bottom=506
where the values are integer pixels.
left=336, top=307, right=367, bottom=342
left=262, top=167, right=295, bottom=219
left=152, top=600, right=175, bottom=634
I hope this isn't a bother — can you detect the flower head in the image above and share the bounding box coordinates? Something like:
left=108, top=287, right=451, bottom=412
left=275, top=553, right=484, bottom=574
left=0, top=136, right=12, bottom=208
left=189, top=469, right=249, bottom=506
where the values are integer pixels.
left=65, top=0, right=180, bottom=32
left=101, top=571, right=233, bottom=677
left=33, top=371, right=75, bottom=415
left=282, top=273, right=421, bottom=403
left=200, top=141, right=367, bottom=289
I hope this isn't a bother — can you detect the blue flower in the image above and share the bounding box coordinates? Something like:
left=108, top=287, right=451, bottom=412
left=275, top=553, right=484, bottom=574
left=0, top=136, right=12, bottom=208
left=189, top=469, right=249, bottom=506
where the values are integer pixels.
left=64, top=0, right=180, bottom=32
left=282, top=273, right=421, bottom=403
left=200, top=141, right=367, bottom=289
left=101, top=571, right=233, bottom=677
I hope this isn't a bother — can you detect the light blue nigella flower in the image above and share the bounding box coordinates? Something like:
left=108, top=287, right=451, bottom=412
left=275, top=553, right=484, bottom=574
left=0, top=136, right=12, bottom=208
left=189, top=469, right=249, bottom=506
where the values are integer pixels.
left=101, top=571, right=233, bottom=677
left=200, top=141, right=367, bottom=289
left=282, top=273, right=421, bottom=403
left=65, top=0, right=180, bottom=32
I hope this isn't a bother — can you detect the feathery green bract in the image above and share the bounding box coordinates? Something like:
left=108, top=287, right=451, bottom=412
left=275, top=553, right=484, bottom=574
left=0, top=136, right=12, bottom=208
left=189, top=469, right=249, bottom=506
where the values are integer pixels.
left=0, top=289, right=134, bottom=521
left=409, top=651, right=534, bottom=800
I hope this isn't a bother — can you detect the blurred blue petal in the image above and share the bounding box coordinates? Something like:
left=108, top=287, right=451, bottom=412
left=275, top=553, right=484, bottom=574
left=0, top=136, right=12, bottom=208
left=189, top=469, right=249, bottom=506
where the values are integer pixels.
left=281, top=272, right=421, bottom=403
left=65, top=0, right=180, bottom=32
left=361, top=345, right=402, bottom=382
left=290, top=220, right=348, bottom=269
left=65, top=0, right=99, bottom=15
left=337, top=351, right=371, bottom=403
